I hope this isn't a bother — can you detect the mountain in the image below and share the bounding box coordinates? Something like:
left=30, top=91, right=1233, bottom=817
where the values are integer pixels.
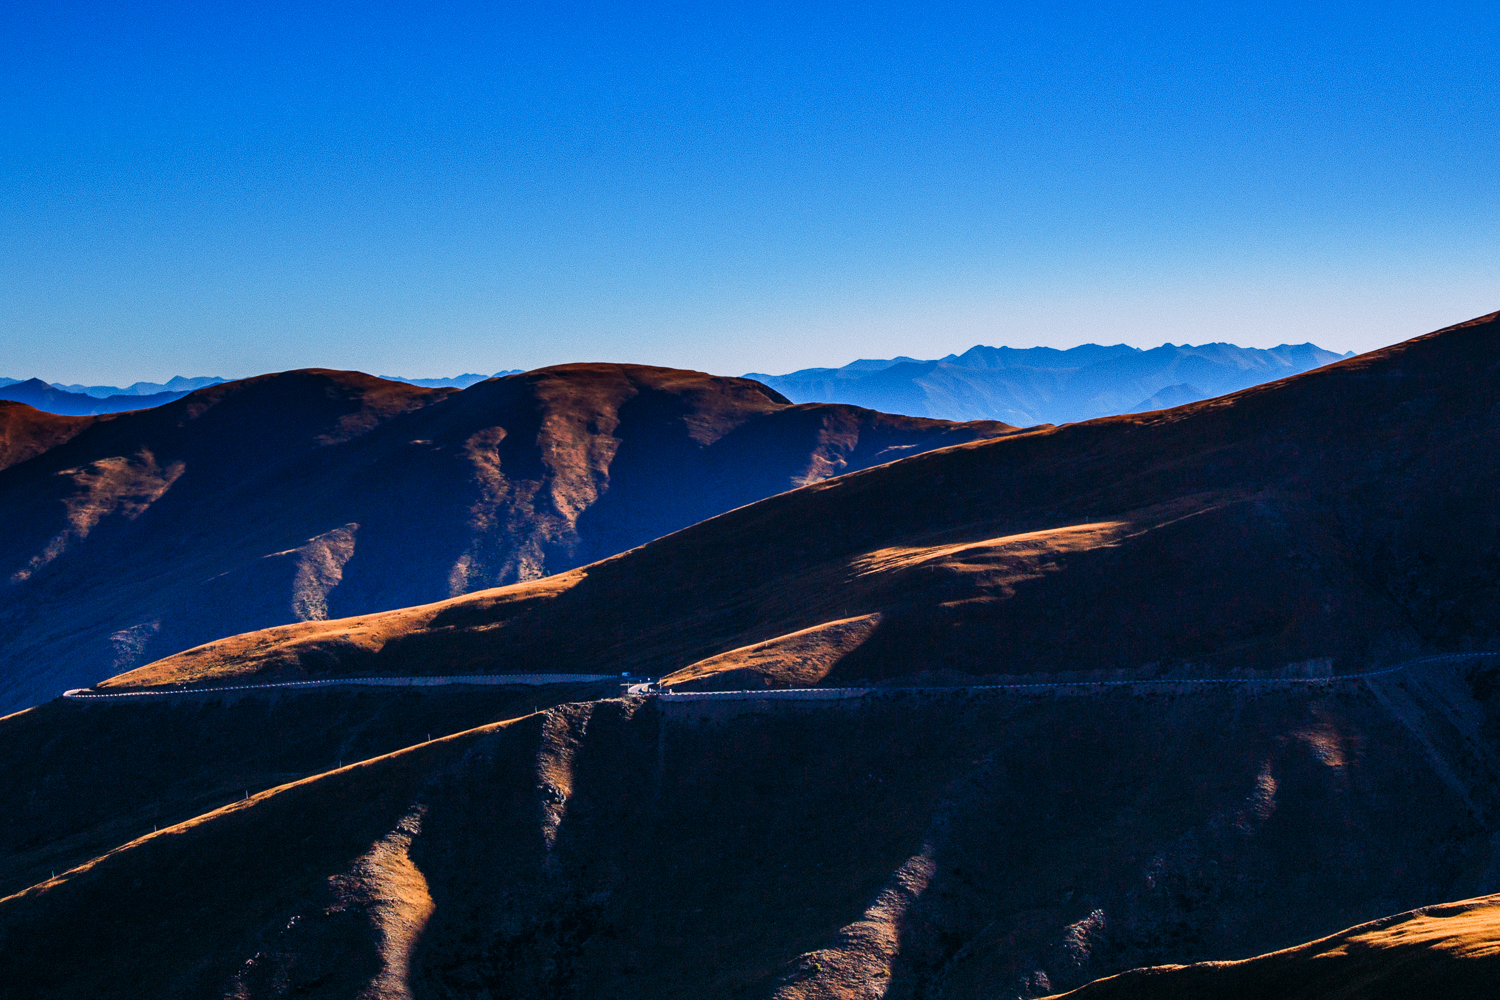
left=0, top=378, right=191, bottom=415
left=0, top=402, right=92, bottom=469
left=748, top=341, right=1352, bottom=424
left=127, top=313, right=1499, bottom=693
left=2, top=666, right=1496, bottom=998
left=47, top=375, right=228, bottom=399
left=0, top=365, right=1012, bottom=712
left=3, top=312, right=1499, bottom=998
left=1126, top=383, right=1202, bottom=412
left=378, top=370, right=523, bottom=388
left=6, top=373, right=523, bottom=411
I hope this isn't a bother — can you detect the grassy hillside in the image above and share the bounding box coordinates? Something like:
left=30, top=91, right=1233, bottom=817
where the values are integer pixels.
left=116, top=311, right=1500, bottom=695
left=0, top=365, right=1010, bottom=712
left=1044, top=895, right=1500, bottom=1000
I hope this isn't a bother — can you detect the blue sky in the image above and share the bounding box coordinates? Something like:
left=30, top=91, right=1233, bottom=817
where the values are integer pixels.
left=2, top=2, right=1497, bottom=382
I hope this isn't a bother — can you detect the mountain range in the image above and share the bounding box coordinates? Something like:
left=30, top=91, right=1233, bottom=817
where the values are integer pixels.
left=0, top=371, right=524, bottom=415
left=0, top=378, right=201, bottom=415
left=1, top=314, right=1497, bottom=998
left=0, top=365, right=1010, bottom=712
left=4, top=343, right=1350, bottom=426
left=131, top=320, right=1490, bottom=694
left=37, top=375, right=228, bottom=398
left=747, top=341, right=1352, bottom=425
left=377, top=370, right=523, bottom=388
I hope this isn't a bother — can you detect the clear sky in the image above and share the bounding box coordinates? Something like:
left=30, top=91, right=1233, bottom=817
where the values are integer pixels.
left=2, top=2, right=1497, bottom=382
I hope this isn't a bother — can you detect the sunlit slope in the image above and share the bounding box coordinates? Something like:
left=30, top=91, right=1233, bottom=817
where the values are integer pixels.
left=1, top=684, right=1494, bottom=999
left=0, top=364, right=1010, bottom=711
left=113, top=311, right=1500, bottom=692
left=1044, top=895, right=1500, bottom=1000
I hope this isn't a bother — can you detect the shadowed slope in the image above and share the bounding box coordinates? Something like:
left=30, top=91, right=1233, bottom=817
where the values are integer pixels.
left=0, top=364, right=1011, bottom=711
left=333, top=364, right=1012, bottom=603
left=0, top=370, right=446, bottom=710
left=114, top=311, right=1500, bottom=694
left=2, top=682, right=1496, bottom=999
left=0, top=681, right=615, bottom=899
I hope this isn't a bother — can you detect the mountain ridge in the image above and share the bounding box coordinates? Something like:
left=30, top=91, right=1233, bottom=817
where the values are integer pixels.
left=0, top=371, right=528, bottom=412
left=4, top=668, right=1496, bottom=998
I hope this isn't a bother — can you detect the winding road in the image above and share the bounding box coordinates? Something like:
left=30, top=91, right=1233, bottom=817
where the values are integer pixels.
left=59, top=652, right=1498, bottom=703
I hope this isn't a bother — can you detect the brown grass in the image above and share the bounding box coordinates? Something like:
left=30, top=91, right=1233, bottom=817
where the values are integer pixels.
left=0, top=401, right=92, bottom=471
left=1044, top=895, right=1500, bottom=999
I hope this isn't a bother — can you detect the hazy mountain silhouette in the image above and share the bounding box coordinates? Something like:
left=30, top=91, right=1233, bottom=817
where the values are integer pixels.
left=2, top=372, right=526, bottom=409
left=377, top=370, right=522, bottom=388
left=0, top=378, right=192, bottom=415
left=44, top=375, right=228, bottom=399
left=748, top=341, right=1351, bottom=424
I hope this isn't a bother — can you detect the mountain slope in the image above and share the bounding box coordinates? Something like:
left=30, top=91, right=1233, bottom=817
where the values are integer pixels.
left=1044, top=894, right=1500, bottom=1000
left=5, top=314, right=1500, bottom=998
left=0, top=402, right=92, bottom=471
left=751, top=341, right=1350, bottom=424
left=0, top=365, right=1011, bottom=712
left=0, top=680, right=617, bottom=900
left=117, top=311, right=1500, bottom=695
left=2, top=678, right=1496, bottom=999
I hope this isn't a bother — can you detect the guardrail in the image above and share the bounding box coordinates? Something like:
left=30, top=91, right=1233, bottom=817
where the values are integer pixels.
left=659, top=686, right=873, bottom=702
left=653, top=651, right=1500, bottom=701
left=62, top=673, right=621, bottom=701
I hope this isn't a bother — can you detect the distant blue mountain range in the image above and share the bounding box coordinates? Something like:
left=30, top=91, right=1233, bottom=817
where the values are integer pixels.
left=2, top=347, right=1352, bottom=424
left=0, top=378, right=199, bottom=415
left=377, top=371, right=522, bottom=388
left=0, top=371, right=523, bottom=415
left=746, top=342, right=1355, bottom=426
left=42, top=375, right=230, bottom=399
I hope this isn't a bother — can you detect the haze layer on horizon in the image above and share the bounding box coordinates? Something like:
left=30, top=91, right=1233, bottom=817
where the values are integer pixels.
left=2, top=2, right=1497, bottom=384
